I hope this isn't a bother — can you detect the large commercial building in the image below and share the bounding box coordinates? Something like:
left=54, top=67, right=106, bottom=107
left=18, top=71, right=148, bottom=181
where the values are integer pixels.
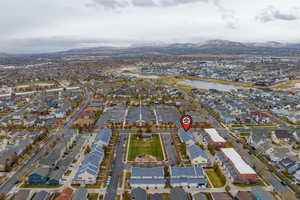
left=204, top=128, right=227, bottom=147
left=216, top=148, right=257, bottom=183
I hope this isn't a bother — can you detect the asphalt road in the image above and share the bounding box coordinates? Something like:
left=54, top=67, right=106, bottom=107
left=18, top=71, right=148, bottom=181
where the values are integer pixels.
left=161, top=134, right=178, bottom=165
left=104, top=134, right=126, bottom=200
left=0, top=91, right=92, bottom=194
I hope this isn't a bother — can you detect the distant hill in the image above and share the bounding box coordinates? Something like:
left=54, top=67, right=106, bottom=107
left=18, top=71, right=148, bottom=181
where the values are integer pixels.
left=2, top=40, right=300, bottom=58
left=0, top=53, right=10, bottom=57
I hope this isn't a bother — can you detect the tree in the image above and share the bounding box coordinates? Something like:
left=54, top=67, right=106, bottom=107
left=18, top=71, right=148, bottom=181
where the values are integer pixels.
left=225, top=185, right=231, bottom=193
left=12, top=152, right=18, bottom=164
left=85, top=145, right=91, bottom=154
left=4, top=159, right=11, bottom=172
left=0, top=193, right=6, bottom=200
left=207, top=144, right=216, bottom=155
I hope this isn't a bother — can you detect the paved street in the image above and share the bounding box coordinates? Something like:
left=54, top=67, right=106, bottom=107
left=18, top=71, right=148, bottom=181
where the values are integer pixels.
left=161, top=134, right=179, bottom=165
left=104, top=134, right=126, bottom=200
left=0, top=91, right=92, bottom=194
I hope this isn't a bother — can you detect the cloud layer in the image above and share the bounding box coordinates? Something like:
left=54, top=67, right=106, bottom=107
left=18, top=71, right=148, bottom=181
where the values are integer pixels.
left=256, top=6, right=300, bottom=23
left=0, top=0, right=300, bottom=53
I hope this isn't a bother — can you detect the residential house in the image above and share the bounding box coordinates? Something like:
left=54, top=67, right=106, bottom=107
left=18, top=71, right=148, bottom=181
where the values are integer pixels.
left=251, top=187, right=276, bottom=200
left=271, top=130, right=292, bottom=144
left=150, top=193, right=164, bottom=200
left=93, top=128, right=112, bottom=147
left=210, top=193, right=232, bottom=200
left=280, top=158, right=300, bottom=174
left=178, top=129, right=195, bottom=144
left=266, top=147, right=290, bottom=162
left=13, top=190, right=31, bottom=200
left=48, top=169, right=65, bottom=185
left=235, top=191, right=253, bottom=200
left=131, top=187, right=147, bottom=200
left=73, top=146, right=104, bottom=185
left=54, top=187, right=73, bottom=200
left=130, top=167, right=165, bottom=188
left=169, top=166, right=207, bottom=188
left=192, top=193, right=207, bottom=200
left=71, top=187, right=88, bottom=200
left=27, top=167, right=50, bottom=185
left=170, top=187, right=189, bottom=200
left=32, top=191, right=51, bottom=200
left=248, top=130, right=271, bottom=151
left=187, top=144, right=210, bottom=166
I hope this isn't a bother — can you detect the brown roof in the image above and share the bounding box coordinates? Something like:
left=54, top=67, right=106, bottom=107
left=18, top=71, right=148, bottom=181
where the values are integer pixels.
left=74, top=119, right=93, bottom=125
left=84, top=107, right=99, bottom=112
left=54, top=187, right=73, bottom=200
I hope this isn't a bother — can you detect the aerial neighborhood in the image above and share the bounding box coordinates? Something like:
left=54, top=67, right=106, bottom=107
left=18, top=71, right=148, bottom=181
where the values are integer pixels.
left=0, top=47, right=300, bottom=200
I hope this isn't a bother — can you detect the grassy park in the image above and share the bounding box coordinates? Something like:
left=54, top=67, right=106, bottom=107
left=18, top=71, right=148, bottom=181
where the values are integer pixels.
left=128, top=134, right=164, bottom=161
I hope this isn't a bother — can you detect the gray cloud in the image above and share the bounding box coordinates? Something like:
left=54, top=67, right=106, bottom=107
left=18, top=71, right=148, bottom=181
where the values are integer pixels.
left=256, top=6, right=300, bottom=23
left=90, top=0, right=129, bottom=9
left=132, top=0, right=157, bottom=7
left=212, top=0, right=239, bottom=29
left=90, top=0, right=207, bottom=8
left=160, top=0, right=208, bottom=7
left=88, top=0, right=239, bottom=29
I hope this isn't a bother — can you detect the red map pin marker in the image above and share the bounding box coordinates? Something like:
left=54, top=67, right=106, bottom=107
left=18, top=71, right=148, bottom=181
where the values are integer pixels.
left=180, top=114, right=192, bottom=132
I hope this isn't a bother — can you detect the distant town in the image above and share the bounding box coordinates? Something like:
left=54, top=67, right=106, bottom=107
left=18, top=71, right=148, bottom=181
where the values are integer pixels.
left=1, top=42, right=300, bottom=200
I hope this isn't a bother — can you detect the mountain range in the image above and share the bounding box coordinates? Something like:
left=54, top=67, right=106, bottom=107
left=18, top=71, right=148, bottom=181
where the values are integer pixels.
left=2, top=40, right=300, bottom=57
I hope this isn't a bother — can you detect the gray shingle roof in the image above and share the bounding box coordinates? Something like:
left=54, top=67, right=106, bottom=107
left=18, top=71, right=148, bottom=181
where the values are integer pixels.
left=187, top=144, right=209, bottom=160
left=71, top=187, right=88, bottom=200
left=132, top=167, right=164, bottom=178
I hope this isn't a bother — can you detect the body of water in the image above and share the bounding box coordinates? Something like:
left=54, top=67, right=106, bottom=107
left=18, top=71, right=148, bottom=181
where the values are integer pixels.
left=181, top=80, right=243, bottom=91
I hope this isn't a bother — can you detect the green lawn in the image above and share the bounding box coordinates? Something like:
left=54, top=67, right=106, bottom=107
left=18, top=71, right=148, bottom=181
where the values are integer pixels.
left=88, top=193, right=99, bottom=200
left=21, top=184, right=62, bottom=188
left=240, top=132, right=250, bottom=136
left=128, top=134, right=164, bottom=161
left=233, top=179, right=266, bottom=187
left=206, top=169, right=225, bottom=188
left=162, top=194, right=170, bottom=200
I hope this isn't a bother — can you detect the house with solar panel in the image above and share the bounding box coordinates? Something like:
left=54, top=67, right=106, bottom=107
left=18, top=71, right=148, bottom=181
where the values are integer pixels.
left=178, top=128, right=195, bottom=145
left=93, top=128, right=112, bottom=147
left=187, top=144, right=210, bottom=166
left=130, top=167, right=165, bottom=189
left=72, top=146, right=104, bottom=185
left=169, top=166, right=207, bottom=188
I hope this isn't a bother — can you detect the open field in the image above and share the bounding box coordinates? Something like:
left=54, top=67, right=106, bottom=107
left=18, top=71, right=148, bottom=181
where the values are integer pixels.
left=128, top=134, right=164, bottom=161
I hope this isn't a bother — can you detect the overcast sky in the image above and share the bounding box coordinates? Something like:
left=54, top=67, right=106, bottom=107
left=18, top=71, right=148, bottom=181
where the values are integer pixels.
left=1, top=0, right=300, bottom=53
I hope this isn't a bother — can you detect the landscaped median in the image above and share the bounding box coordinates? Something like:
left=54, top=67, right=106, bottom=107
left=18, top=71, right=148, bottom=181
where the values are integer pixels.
left=205, top=169, right=226, bottom=188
